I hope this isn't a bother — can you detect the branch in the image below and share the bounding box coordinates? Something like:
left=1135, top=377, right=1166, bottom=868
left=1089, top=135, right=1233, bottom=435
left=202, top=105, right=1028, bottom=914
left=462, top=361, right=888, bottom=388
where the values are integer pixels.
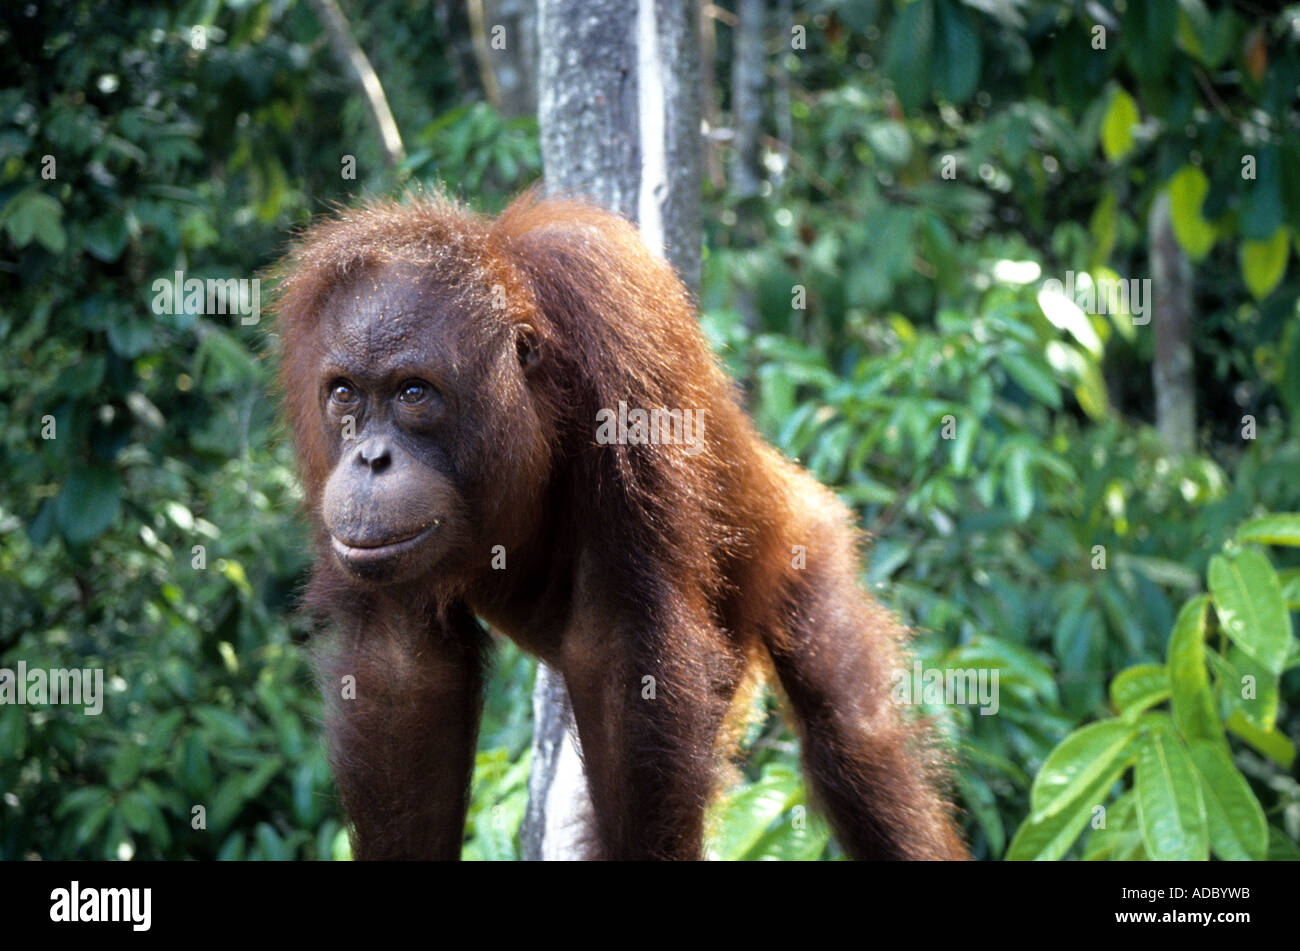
left=309, top=0, right=406, bottom=169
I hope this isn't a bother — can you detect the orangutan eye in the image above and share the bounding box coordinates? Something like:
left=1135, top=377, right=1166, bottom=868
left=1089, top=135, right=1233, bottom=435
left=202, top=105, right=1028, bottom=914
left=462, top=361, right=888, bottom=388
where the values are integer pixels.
left=396, top=380, right=432, bottom=405
left=329, top=380, right=359, bottom=405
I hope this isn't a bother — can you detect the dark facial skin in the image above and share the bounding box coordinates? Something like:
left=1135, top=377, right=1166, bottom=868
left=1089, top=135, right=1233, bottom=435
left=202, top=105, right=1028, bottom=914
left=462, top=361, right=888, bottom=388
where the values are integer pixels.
left=317, top=268, right=471, bottom=584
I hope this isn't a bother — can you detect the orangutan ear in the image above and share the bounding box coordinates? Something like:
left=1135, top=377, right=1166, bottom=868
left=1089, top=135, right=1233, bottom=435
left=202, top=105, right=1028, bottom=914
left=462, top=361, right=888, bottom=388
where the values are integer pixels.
left=515, top=323, right=542, bottom=376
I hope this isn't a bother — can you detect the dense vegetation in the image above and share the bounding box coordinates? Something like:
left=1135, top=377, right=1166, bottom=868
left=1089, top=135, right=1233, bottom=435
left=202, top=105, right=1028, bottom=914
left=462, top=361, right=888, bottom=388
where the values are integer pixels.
left=1, top=0, right=1296, bottom=860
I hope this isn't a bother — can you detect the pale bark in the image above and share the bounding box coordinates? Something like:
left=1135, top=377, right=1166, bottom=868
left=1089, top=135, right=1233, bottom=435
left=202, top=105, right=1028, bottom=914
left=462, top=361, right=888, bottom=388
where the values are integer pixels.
left=1148, top=192, right=1197, bottom=454
left=468, top=0, right=538, bottom=117
left=524, top=0, right=702, bottom=861
left=308, top=0, right=405, bottom=168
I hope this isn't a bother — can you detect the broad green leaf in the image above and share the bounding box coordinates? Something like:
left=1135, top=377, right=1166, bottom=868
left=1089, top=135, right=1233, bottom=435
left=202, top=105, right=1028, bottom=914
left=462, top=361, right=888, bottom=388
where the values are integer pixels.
left=1240, top=227, right=1289, bottom=300
left=1236, top=513, right=1300, bottom=547
left=999, top=351, right=1061, bottom=407
left=1082, top=790, right=1142, bottom=861
left=3, top=190, right=65, bottom=252
left=1223, top=646, right=1279, bottom=731
left=1030, top=719, right=1137, bottom=819
left=1207, top=652, right=1260, bottom=731
left=107, top=743, right=142, bottom=790
left=1073, top=359, right=1111, bottom=421
left=242, top=756, right=284, bottom=801
left=180, top=732, right=213, bottom=797
left=74, top=800, right=115, bottom=847
left=1003, top=446, right=1034, bottom=522
left=1126, top=0, right=1176, bottom=80
left=1167, top=596, right=1223, bottom=744
left=1110, top=664, right=1170, bottom=718
left=746, top=805, right=833, bottom=861
left=1267, top=827, right=1300, bottom=860
left=1008, top=757, right=1129, bottom=860
left=1089, top=192, right=1118, bottom=268
left=955, top=771, right=1005, bottom=857
left=885, top=0, right=935, bottom=113
left=934, top=0, right=981, bottom=103
left=866, top=121, right=912, bottom=167
left=1209, top=549, right=1292, bottom=674
left=120, top=791, right=154, bottom=834
left=706, top=767, right=799, bottom=860
left=1166, top=165, right=1216, bottom=260
left=1183, top=5, right=1235, bottom=69
left=1175, top=3, right=1209, bottom=62
left=55, top=467, right=122, bottom=545
left=1278, top=567, right=1300, bottom=609
left=1240, top=146, right=1283, bottom=240
left=194, top=705, right=253, bottom=745
left=1100, top=88, right=1139, bottom=162
left=1186, top=739, right=1267, bottom=860
left=1134, top=730, right=1208, bottom=860
left=1226, top=711, right=1296, bottom=768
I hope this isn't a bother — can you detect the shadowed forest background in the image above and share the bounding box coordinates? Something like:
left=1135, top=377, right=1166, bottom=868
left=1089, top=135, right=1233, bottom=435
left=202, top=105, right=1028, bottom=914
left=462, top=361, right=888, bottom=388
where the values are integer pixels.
left=2, top=0, right=1299, bottom=861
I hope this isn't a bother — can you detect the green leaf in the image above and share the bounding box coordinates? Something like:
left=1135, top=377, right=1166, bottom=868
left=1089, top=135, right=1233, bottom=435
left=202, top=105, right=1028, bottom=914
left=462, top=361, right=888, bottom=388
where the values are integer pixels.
left=242, top=756, right=284, bottom=801
left=1126, top=0, right=1176, bottom=80
left=1240, top=146, right=1283, bottom=240
left=1134, top=730, right=1208, bottom=860
left=74, top=799, right=115, bottom=848
left=55, top=467, right=122, bottom=545
left=1267, top=827, right=1300, bottom=860
left=866, top=121, right=912, bottom=167
left=107, top=744, right=142, bottom=790
left=1110, top=664, right=1170, bottom=718
left=954, top=771, right=1005, bottom=857
left=1208, top=648, right=1278, bottom=732
left=1030, top=719, right=1137, bottom=819
left=1226, top=711, right=1296, bottom=768
left=1166, top=596, right=1223, bottom=744
left=180, top=732, right=213, bottom=797
left=1186, top=739, right=1267, bottom=860
left=1100, top=88, right=1139, bottom=162
left=1166, top=165, right=1216, bottom=259
left=83, top=214, right=130, bottom=262
left=1088, top=192, right=1118, bottom=268
left=1003, top=446, right=1034, bottom=522
left=120, top=791, right=155, bottom=834
left=999, top=351, right=1061, bottom=407
left=3, top=190, right=65, bottom=252
left=1278, top=567, right=1300, bottom=609
left=1240, top=227, right=1290, bottom=300
left=1208, top=549, right=1292, bottom=674
left=745, top=802, right=833, bottom=861
left=1236, top=513, right=1300, bottom=547
left=1008, top=757, right=1129, bottom=860
left=1082, top=791, right=1144, bottom=860
left=706, top=767, right=799, bottom=860
left=886, top=0, right=935, bottom=113
left=934, top=0, right=981, bottom=103
left=194, top=706, right=253, bottom=745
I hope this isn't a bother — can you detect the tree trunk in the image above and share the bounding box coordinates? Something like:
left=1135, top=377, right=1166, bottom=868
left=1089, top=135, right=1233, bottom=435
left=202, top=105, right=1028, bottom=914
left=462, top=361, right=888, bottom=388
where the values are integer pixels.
left=467, top=0, right=538, bottom=117
left=523, top=0, right=702, bottom=861
left=1148, top=192, right=1197, bottom=454
left=730, top=0, right=765, bottom=203
left=729, top=0, right=766, bottom=385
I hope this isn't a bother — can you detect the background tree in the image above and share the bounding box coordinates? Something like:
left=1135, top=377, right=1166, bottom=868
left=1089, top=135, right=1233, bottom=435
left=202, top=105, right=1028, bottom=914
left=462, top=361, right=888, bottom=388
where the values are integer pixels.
left=522, top=0, right=702, bottom=861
